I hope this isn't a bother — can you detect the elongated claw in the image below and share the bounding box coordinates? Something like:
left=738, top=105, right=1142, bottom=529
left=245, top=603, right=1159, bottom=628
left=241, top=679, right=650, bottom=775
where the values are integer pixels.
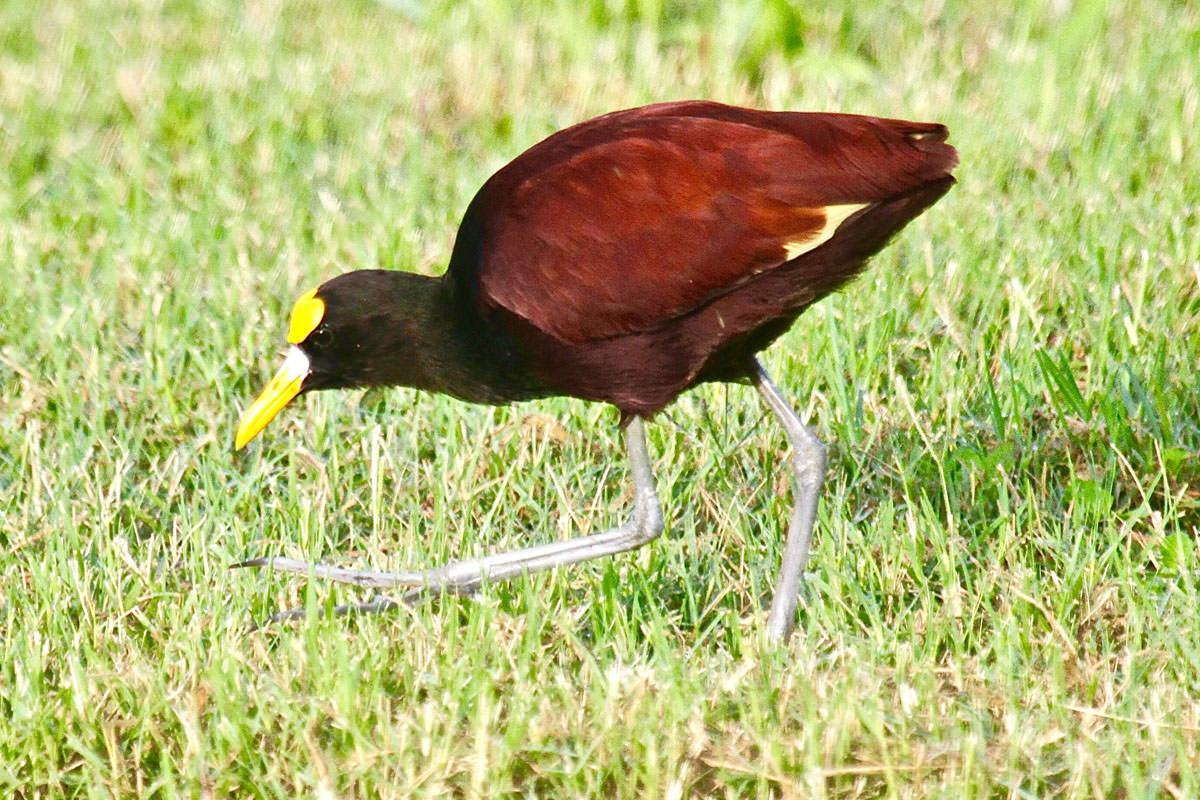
left=233, top=556, right=426, bottom=588
left=264, top=593, right=404, bottom=624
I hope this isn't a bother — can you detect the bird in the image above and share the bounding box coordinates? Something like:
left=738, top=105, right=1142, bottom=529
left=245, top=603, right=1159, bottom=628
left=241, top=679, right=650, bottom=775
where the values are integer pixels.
left=234, top=100, right=957, bottom=641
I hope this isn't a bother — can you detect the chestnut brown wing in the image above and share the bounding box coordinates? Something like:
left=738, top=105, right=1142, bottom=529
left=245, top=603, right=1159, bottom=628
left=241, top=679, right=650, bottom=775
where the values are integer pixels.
left=450, top=101, right=956, bottom=344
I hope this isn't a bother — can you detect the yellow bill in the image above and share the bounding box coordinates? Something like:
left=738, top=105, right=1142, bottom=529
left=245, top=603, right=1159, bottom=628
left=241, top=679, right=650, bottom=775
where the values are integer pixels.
left=235, top=346, right=311, bottom=450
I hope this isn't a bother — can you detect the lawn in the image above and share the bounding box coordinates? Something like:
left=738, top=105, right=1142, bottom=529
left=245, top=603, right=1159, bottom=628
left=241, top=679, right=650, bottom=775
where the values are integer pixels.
left=1, top=0, right=1198, bottom=796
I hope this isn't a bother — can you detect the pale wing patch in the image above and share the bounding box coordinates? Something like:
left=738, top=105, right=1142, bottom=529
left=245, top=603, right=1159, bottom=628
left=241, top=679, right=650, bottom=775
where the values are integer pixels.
left=782, top=203, right=870, bottom=261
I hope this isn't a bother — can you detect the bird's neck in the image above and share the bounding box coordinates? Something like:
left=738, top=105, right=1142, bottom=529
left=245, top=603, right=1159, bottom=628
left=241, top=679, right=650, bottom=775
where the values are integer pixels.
left=372, top=273, right=549, bottom=405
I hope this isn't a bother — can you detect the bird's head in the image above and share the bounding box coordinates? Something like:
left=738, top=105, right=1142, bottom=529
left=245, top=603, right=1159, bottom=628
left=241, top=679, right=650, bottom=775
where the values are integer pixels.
left=234, top=271, right=427, bottom=450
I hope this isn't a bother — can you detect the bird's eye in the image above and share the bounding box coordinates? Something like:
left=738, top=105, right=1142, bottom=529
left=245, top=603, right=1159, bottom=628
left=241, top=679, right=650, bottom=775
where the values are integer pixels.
left=308, top=326, right=334, bottom=350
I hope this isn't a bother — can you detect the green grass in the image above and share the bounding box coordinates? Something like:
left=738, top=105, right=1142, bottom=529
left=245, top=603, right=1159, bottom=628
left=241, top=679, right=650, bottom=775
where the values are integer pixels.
left=2, top=0, right=1199, bottom=796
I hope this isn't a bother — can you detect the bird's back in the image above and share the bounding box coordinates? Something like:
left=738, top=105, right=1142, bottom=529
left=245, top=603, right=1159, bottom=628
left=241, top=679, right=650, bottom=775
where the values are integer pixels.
left=446, top=101, right=957, bottom=414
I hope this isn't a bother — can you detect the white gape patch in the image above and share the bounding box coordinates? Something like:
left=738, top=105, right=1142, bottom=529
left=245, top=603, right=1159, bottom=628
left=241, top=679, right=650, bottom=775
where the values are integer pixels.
left=783, top=203, right=870, bottom=261
left=279, top=345, right=312, bottom=383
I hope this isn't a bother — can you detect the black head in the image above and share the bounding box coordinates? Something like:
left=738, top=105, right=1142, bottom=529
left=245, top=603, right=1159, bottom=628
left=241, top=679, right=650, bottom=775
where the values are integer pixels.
left=292, top=270, right=428, bottom=392
left=234, top=270, right=442, bottom=449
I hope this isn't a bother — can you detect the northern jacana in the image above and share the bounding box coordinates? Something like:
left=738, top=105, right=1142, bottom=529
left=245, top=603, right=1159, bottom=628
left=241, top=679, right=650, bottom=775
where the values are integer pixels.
left=235, top=100, right=957, bottom=640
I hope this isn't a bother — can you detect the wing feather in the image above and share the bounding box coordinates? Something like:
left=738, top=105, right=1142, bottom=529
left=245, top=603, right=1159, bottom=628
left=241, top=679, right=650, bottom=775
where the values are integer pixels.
left=448, top=101, right=956, bottom=344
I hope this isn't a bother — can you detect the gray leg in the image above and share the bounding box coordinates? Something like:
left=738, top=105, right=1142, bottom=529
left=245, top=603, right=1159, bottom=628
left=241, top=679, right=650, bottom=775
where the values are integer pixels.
left=751, top=359, right=828, bottom=642
left=237, top=417, right=664, bottom=619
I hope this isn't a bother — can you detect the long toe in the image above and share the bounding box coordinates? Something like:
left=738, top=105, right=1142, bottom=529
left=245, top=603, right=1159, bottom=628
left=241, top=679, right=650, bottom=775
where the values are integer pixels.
left=233, top=556, right=426, bottom=588
left=255, top=594, right=405, bottom=627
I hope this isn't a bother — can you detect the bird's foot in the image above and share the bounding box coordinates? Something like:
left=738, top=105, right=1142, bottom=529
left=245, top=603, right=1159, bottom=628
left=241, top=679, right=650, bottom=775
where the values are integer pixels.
left=233, top=556, right=426, bottom=588
left=260, top=592, right=406, bottom=625
left=234, top=556, right=435, bottom=626
left=235, top=419, right=666, bottom=627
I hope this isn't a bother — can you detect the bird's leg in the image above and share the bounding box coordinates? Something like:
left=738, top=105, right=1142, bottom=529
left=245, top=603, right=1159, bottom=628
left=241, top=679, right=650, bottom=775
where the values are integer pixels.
left=751, top=359, right=827, bottom=642
left=397, top=416, right=663, bottom=592
left=237, top=417, right=664, bottom=618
